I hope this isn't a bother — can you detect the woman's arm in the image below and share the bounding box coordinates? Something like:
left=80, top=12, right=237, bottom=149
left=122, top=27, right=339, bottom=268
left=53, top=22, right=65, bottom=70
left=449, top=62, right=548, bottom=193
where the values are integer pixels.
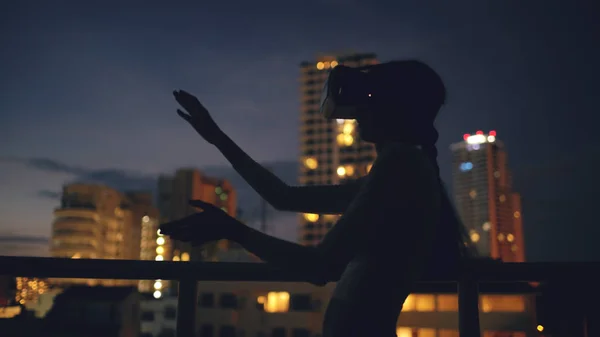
left=173, top=90, right=364, bottom=214
left=230, top=143, right=441, bottom=284
left=229, top=226, right=329, bottom=285
left=215, top=132, right=365, bottom=214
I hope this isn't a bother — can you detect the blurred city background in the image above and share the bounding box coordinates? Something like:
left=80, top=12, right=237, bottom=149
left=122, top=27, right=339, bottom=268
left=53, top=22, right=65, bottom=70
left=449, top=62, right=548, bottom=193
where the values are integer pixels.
left=0, top=1, right=598, bottom=337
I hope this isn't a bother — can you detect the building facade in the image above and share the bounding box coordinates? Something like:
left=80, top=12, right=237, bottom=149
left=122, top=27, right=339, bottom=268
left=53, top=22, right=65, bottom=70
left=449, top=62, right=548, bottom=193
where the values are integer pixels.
left=157, top=168, right=237, bottom=262
left=50, top=184, right=159, bottom=287
left=298, top=53, right=378, bottom=246
left=139, top=281, right=534, bottom=337
left=450, top=131, right=525, bottom=262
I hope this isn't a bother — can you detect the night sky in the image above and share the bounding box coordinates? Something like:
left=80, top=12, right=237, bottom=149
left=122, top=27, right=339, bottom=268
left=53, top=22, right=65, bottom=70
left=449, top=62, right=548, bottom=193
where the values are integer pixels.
left=1, top=1, right=599, bottom=261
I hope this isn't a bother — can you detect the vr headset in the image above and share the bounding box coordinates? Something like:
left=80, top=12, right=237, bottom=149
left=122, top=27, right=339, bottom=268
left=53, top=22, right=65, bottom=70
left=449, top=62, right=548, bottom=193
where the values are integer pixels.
left=320, top=60, right=440, bottom=122
left=320, top=64, right=375, bottom=120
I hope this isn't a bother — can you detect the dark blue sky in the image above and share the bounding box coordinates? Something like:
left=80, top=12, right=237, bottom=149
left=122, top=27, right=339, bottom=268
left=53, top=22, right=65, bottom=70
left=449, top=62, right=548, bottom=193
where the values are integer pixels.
left=1, top=0, right=599, bottom=260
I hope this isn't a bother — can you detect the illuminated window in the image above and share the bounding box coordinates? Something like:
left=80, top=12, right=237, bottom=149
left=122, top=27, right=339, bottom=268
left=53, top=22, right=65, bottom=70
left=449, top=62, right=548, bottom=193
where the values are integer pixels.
left=173, top=256, right=180, bottom=261
left=396, top=328, right=412, bottom=337
left=469, top=189, right=477, bottom=199
left=480, top=295, right=525, bottom=312
left=330, top=60, right=339, bottom=68
left=344, top=165, right=355, bottom=176
left=316, top=62, right=325, bottom=70
left=482, top=222, right=491, bottom=231
left=220, top=194, right=228, bottom=201
left=181, top=252, right=190, bottom=261
left=460, top=162, right=473, bottom=172
left=437, top=294, right=458, bottom=311
left=156, top=237, right=165, bottom=245
left=466, top=134, right=486, bottom=144
left=336, top=166, right=346, bottom=177
left=439, top=330, right=459, bottom=337
left=418, top=329, right=436, bottom=337
left=156, top=246, right=164, bottom=254
left=511, top=244, right=519, bottom=252
left=499, top=194, right=506, bottom=202
left=366, top=164, right=373, bottom=173
left=415, top=295, right=435, bottom=311
left=342, top=123, right=354, bottom=134
left=336, top=133, right=354, bottom=146
left=506, top=233, right=515, bottom=242
left=497, top=233, right=505, bottom=242
left=155, top=255, right=164, bottom=261
left=401, top=294, right=415, bottom=311
left=513, top=211, right=521, bottom=218
left=304, top=157, right=318, bottom=170
left=343, top=134, right=354, bottom=146
left=469, top=230, right=480, bottom=243
left=303, top=213, right=319, bottom=222
left=258, top=292, right=290, bottom=313
left=215, top=186, right=223, bottom=194
left=323, top=214, right=338, bottom=222
left=142, top=215, right=150, bottom=222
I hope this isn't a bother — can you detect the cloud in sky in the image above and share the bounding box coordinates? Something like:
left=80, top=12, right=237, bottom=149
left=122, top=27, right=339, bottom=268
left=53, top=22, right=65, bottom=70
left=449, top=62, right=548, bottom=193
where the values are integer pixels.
left=5, top=156, right=300, bottom=241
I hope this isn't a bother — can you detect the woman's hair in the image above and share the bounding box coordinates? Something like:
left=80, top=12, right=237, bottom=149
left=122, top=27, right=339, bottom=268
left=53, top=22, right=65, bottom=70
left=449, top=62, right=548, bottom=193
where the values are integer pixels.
left=373, top=60, right=476, bottom=261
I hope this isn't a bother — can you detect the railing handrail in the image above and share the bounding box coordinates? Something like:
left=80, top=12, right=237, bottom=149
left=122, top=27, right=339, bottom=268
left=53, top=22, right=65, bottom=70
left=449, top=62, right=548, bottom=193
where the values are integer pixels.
left=1, top=256, right=599, bottom=283
left=4, top=256, right=597, bottom=337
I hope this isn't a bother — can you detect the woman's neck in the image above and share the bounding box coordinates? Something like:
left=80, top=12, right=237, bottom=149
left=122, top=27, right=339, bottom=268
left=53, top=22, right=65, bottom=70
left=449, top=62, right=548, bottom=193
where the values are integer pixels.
left=375, top=141, right=422, bottom=155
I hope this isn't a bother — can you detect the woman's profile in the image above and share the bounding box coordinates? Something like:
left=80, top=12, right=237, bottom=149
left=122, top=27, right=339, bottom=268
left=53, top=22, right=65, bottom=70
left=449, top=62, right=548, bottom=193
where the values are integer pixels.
left=160, top=60, right=470, bottom=337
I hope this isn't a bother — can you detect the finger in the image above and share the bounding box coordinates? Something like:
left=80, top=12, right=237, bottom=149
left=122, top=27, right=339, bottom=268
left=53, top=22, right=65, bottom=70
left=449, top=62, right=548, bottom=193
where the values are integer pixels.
left=178, top=89, right=192, bottom=97
left=189, top=199, right=217, bottom=210
left=159, top=219, right=192, bottom=234
left=176, top=109, right=192, bottom=122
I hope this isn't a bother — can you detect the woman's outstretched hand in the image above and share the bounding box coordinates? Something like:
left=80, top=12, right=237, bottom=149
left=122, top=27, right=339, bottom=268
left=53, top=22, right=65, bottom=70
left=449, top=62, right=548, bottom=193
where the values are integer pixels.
left=173, top=90, right=225, bottom=145
left=159, top=200, right=244, bottom=246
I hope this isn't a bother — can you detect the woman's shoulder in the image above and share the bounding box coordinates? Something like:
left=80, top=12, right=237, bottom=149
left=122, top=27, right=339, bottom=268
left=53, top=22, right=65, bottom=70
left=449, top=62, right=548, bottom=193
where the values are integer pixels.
left=370, top=142, right=439, bottom=191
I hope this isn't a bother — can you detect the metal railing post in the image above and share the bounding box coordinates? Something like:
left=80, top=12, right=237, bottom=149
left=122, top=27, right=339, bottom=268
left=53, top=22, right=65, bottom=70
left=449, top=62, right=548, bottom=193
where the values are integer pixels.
left=458, top=276, right=481, bottom=337
left=176, top=278, right=198, bottom=337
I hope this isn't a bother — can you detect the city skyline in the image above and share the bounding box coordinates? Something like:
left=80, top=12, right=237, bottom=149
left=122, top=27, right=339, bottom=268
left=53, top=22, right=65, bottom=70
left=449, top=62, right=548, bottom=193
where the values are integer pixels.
left=1, top=1, right=599, bottom=263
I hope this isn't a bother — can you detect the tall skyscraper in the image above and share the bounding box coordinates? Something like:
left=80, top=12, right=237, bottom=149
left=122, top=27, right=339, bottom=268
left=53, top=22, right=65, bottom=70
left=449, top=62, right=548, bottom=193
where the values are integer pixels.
left=297, top=53, right=378, bottom=246
left=450, top=130, right=525, bottom=262
left=51, top=184, right=160, bottom=287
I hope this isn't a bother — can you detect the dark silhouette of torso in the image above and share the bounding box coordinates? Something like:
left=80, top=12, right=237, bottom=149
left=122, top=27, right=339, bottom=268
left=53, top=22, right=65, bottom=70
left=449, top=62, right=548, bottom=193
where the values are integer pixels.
left=319, top=142, right=443, bottom=337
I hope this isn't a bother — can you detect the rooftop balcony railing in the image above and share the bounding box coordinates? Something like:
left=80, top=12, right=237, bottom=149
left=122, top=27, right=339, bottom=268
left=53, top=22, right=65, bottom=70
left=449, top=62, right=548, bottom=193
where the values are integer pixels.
left=1, top=256, right=599, bottom=337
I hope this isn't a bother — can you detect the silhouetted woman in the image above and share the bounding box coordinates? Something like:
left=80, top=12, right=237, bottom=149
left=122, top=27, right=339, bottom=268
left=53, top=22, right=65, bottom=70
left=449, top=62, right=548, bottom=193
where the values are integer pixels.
left=160, top=60, right=470, bottom=337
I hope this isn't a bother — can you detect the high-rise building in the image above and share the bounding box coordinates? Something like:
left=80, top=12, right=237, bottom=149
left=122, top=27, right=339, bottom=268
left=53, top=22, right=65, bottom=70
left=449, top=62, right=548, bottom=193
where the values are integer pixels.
left=450, top=130, right=525, bottom=262
left=50, top=183, right=159, bottom=287
left=157, top=168, right=237, bottom=262
left=298, top=53, right=378, bottom=246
